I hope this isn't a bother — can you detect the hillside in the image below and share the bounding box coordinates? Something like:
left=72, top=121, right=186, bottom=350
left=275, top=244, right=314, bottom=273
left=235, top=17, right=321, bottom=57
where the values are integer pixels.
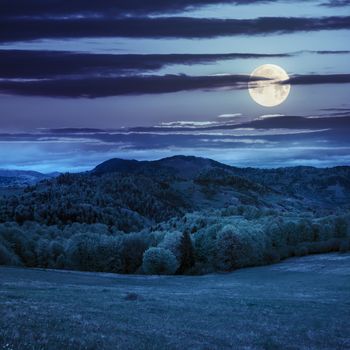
left=0, top=156, right=349, bottom=231
left=0, top=169, right=59, bottom=188
left=0, top=155, right=349, bottom=275
left=93, top=155, right=350, bottom=213
left=1, top=253, right=349, bottom=349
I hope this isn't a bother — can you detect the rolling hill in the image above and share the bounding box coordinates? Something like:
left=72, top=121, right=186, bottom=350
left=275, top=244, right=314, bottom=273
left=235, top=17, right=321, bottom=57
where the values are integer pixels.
left=0, top=169, right=59, bottom=188
left=0, top=156, right=349, bottom=232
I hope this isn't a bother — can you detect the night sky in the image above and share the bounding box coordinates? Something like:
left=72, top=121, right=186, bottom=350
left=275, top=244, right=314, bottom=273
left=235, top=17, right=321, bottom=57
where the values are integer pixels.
left=1, top=0, right=350, bottom=172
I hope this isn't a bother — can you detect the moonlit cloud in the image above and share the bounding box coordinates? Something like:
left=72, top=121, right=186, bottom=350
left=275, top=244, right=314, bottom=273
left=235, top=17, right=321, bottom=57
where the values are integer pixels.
left=2, top=16, right=350, bottom=42
left=1, top=73, right=350, bottom=98
left=0, top=0, right=349, bottom=171
left=158, top=121, right=219, bottom=128
left=0, top=50, right=293, bottom=79
left=0, top=113, right=348, bottom=172
left=257, top=114, right=285, bottom=120
left=217, top=113, right=243, bottom=118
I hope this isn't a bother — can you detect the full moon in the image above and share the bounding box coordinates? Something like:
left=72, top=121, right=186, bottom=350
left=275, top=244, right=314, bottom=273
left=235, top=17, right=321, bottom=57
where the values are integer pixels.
left=248, top=64, right=291, bottom=107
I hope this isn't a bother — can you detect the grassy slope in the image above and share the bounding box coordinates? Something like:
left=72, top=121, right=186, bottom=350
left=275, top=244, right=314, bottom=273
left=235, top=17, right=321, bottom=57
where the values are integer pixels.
left=1, top=253, right=350, bottom=350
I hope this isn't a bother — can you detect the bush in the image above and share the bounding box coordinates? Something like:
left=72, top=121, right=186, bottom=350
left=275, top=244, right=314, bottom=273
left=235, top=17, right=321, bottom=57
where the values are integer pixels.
left=216, top=225, right=256, bottom=271
left=119, top=234, right=149, bottom=274
left=0, top=210, right=349, bottom=275
left=159, top=231, right=183, bottom=261
left=263, top=250, right=281, bottom=264
left=194, top=224, right=220, bottom=266
left=339, top=239, right=350, bottom=253
left=142, top=248, right=179, bottom=275
left=160, top=231, right=194, bottom=273
left=294, top=244, right=309, bottom=257
left=66, top=233, right=102, bottom=271
left=0, top=242, right=21, bottom=266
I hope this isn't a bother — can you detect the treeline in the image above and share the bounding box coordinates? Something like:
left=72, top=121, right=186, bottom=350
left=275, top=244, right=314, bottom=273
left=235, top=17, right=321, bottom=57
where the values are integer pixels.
left=1, top=206, right=349, bottom=275
left=0, top=159, right=349, bottom=275
left=0, top=172, right=187, bottom=232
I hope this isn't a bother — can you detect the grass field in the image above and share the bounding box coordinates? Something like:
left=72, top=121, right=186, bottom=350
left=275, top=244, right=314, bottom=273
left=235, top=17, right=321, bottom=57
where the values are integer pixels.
left=1, top=253, right=350, bottom=350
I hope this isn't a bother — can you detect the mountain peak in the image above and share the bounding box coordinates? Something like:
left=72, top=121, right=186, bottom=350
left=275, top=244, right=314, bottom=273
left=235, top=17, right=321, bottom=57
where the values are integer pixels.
left=92, top=155, right=230, bottom=178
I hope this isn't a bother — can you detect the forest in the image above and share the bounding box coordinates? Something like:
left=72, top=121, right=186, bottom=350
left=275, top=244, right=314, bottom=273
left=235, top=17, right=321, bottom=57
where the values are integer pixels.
left=0, top=156, right=349, bottom=275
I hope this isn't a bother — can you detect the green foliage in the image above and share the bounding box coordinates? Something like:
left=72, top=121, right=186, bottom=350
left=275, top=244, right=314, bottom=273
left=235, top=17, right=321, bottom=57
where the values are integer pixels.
left=0, top=209, right=349, bottom=274
left=0, top=172, right=187, bottom=232
left=0, top=241, right=21, bottom=266
left=178, top=231, right=195, bottom=273
left=193, top=224, right=220, bottom=266
left=0, top=156, right=349, bottom=275
left=216, top=224, right=260, bottom=270
left=159, top=230, right=194, bottom=273
left=142, top=247, right=179, bottom=275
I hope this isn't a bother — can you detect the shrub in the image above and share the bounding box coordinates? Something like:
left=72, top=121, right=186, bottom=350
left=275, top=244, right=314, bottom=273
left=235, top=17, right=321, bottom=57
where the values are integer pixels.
left=297, top=219, right=313, bottom=242
left=263, top=250, right=281, bottom=264
left=119, top=234, right=149, bottom=273
left=65, top=233, right=125, bottom=272
left=35, top=238, right=51, bottom=267
left=294, top=244, right=309, bottom=257
left=0, top=242, right=21, bottom=266
left=142, top=247, right=179, bottom=275
left=265, top=219, right=287, bottom=249
left=65, top=233, right=101, bottom=271
left=159, top=231, right=183, bottom=261
left=339, top=239, right=350, bottom=253
left=216, top=225, right=255, bottom=271
left=160, top=231, right=195, bottom=273
left=334, top=217, right=348, bottom=238
left=194, top=224, right=220, bottom=265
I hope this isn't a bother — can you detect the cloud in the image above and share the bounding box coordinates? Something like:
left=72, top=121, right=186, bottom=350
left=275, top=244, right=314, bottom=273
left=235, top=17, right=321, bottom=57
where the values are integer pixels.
left=128, top=115, right=350, bottom=136
left=320, top=107, right=350, bottom=111
left=217, top=113, right=243, bottom=118
left=158, top=121, right=218, bottom=128
left=0, top=0, right=300, bottom=18
left=285, top=74, right=350, bottom=85
left=200, top=138, right=275, bottom=144
left=245, top=115, right=350, bottom=130
left=313, top=50, right=350, bottom=54
left=1, top=72, right=350, bottom=98
left=0, top=49, right=347, bottom=81
left=0, top=74, right=261, bottom=98
left=320, top=0, right=350, bottom=7
left=0, top=119, right=349, bottom=172
left=1, top=49, right=348, bottom=83
left=256, top=114, right=285, bottom=120
left=0, top=50, right=292, bottom=79
left=1, top=16, right=350, bottom=42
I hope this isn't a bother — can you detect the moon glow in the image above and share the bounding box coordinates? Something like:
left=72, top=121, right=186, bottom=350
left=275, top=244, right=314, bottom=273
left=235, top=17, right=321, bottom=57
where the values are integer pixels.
left=248, top=64, right=291, bottom=107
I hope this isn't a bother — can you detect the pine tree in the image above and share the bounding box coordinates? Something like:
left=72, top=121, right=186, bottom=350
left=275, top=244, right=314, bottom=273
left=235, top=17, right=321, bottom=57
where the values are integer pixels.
left=178, top=230, right=195, bottom=273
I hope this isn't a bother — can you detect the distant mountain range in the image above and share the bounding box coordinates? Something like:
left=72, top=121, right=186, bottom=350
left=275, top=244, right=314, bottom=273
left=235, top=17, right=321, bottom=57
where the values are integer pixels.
left=92, top=155, right=230, bottom=178
left=92, top=155, right=350, bottom=210
left=1, top=156, right=349, bottom=221
left=0, top=169, right=59, bottom=188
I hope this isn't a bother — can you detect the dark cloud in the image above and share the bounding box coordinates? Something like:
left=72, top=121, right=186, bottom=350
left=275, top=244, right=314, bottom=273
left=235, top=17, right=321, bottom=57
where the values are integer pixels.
left=320, top=107, right=350, bottom=111
left=2, top=50, right=349, bottom=80
left=129, top=115, right=350, bottom=132
left=0, top=74, right=259, bottom=98
left=1, top=115, right=349, bottom=171
left=320, top=0, right=350, bottom=7
left=313, top=50, right=350, bottom=54
left=0, top=0, right=288, bottom=18
left=0, top=50, right=291, bottom=79
left=1, top=16, right=350, bottom=42
left=285, top=74, right=350, bottom=85
left=245, top=115, right=350, bottom=130
left=1, top=73, right=350, bottom=98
